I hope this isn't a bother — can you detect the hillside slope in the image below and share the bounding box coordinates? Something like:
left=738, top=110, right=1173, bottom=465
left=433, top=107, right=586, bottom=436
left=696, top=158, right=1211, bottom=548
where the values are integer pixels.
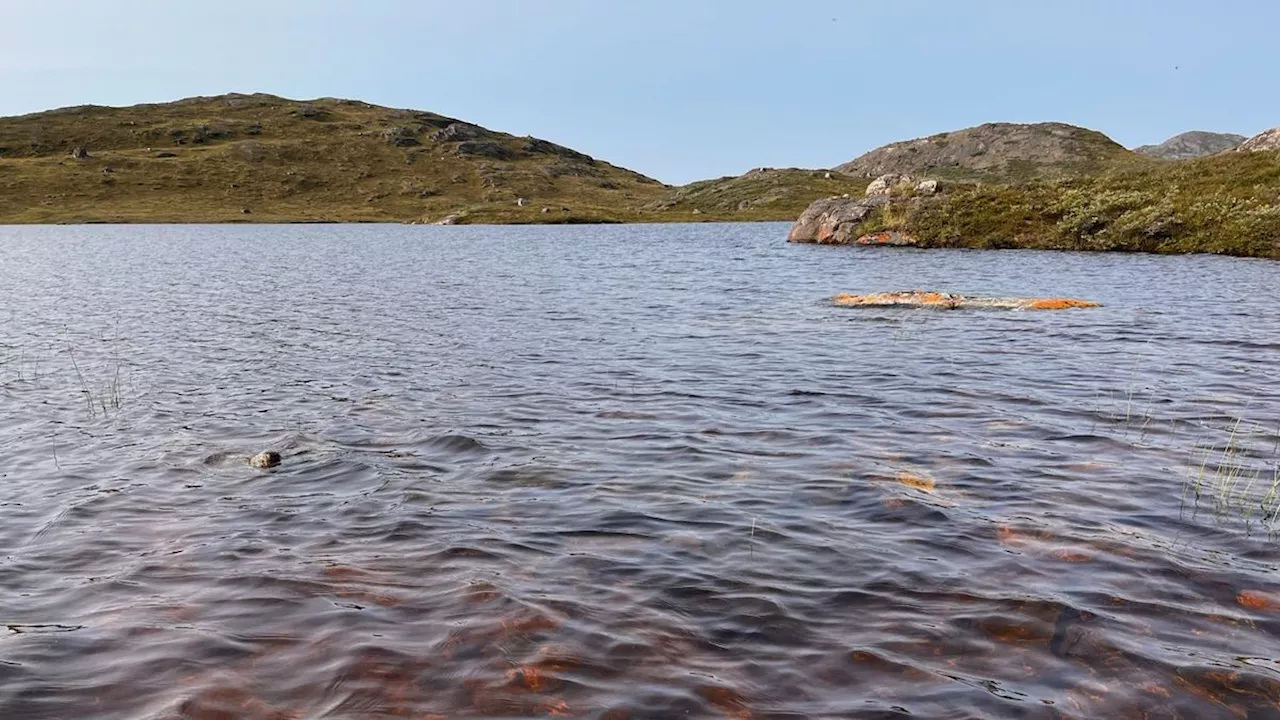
left=792, top=147, right=1280, bottom=258
left=1134, top=131, right=1246, bottom=160
left=0, top=93, right=669, bottom=224
left=835, top=122, right=1140, bottom=183
left=647, top=168, right=869, bottom=220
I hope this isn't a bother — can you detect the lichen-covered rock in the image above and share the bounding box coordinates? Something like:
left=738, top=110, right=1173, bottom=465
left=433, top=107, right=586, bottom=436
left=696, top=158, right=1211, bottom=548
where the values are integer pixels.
left=249, top=451, right=281, bottom=469
left=787, top=195, right=888, bottom=244
left=831, top=290, right=1100, bottom=310
left=866, top=173, right=913, bottom=197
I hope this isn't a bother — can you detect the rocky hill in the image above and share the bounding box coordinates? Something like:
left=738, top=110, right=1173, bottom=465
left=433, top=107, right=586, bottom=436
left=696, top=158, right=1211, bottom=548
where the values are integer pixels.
left=1239, top=127, right=1280, bottom=153
left=1134, top=131, right=1246, bottom=160
left=835, top=122, right=1137, bottom=183
left=0, top=93, right=669, bottom=224
left=790, top=144, right=1280, bottom=258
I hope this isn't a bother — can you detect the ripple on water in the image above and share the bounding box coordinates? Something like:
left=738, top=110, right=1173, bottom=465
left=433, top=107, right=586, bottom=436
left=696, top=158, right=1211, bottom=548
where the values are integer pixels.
left=1, top=224, right=1279, bottom=718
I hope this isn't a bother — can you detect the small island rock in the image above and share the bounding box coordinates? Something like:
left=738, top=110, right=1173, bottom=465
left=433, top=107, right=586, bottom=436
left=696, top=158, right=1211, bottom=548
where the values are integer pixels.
left=249, top=451, right=282, bottom=469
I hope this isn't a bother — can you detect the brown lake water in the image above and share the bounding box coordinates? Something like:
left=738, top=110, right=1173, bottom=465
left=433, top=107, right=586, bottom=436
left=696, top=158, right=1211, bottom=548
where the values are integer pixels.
left=2, top=223, right=1279, bottom=719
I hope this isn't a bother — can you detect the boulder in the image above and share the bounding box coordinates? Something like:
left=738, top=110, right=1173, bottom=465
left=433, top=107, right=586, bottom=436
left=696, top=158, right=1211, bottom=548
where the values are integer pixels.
left=866, top=173, right=913, bottom=197
left=915, top=179, right=939, bottom=195
left=249, top=451, right=281, bottom=469
left=787, top=195, right=888, bottom=244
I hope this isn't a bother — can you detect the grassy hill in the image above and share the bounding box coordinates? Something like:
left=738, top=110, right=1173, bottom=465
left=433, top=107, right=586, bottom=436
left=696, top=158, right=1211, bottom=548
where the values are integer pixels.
left=816, top=148, right=1280, bottom=258
left=0, top=93, right=671, bottom=224
left=645, top=168, right=870, bottom=220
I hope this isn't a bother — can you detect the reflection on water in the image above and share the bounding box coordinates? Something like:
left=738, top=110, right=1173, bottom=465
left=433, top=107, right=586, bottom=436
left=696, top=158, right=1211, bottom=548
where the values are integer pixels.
left=1, top=223, right=1278, bottom=718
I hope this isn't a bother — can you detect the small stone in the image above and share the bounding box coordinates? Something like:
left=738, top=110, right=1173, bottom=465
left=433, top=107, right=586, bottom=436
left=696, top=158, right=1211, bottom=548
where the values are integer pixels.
left=249, top=451, right=281, bottom=469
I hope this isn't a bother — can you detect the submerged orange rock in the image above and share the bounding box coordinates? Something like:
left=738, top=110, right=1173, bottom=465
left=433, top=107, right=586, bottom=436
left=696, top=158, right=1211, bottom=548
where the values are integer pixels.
left=832, top=290, right=1099, bottom=310
left=1237, top=590, right=1280, bottom=612
left=895, top=470, right=937, bottom=492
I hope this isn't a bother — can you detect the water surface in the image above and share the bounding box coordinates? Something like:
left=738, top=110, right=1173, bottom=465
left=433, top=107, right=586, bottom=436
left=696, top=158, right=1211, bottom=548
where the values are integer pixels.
left=2, top=223, right=1279, bottom=719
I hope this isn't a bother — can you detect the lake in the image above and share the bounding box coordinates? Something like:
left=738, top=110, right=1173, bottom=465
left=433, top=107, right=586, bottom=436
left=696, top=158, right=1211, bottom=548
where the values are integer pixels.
left=2, top=222, right=1278, bottom=719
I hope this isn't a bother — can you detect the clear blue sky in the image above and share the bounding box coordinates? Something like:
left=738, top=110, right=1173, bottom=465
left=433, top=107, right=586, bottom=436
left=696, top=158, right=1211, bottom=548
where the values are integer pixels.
left=2, top=0, right=1276, bottom=184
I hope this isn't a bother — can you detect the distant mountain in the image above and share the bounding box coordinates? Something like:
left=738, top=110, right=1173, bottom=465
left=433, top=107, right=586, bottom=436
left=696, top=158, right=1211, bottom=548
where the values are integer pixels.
left=1134, top=131, right=1246, bottom=160
left=834, top=122, right=1134, bottom=183
left=1238, top=127, right=1280, bottom=153
left=0, top=93, right=667, bottom=224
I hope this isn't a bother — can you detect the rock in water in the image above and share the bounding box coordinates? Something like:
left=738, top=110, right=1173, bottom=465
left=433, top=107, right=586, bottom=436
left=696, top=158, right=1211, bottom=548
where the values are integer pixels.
left=831, top=290, right=1100, bottom=310
left=787, top=195, right=889, bottom=244
left=249, top=451, right=282, bottom=469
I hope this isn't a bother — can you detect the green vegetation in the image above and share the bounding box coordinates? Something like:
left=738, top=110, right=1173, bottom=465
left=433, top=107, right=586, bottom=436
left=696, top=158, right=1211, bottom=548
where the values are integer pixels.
left=0, top=94, right=868, bottom=224
left=649, top=168, right=869, bottom=220
left=852, top=150, right=1280, bottom=258
left=0, top=93, right=673, bottom=224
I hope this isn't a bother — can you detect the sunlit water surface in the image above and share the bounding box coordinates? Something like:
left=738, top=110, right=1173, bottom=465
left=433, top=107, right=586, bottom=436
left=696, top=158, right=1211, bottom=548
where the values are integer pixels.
left=2, top=223, right=1279, bottom=719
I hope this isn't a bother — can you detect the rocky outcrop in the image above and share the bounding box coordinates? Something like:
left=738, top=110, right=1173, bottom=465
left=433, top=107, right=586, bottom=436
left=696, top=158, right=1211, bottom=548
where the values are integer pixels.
left=1134, top=131, right=1246, bottom=160
left=786, top=195, right=888, bottom=244
left=836, top=122, right=1128, bottom=181
left=381, top=127, right=420, bottom=147
left=865, top=173, right=913, bottom=196
left=430, top=122, right=485, bottom=143
left=1238, top=127, right=1280, bottom=153
left=832, top=290, right=1099, bottom=310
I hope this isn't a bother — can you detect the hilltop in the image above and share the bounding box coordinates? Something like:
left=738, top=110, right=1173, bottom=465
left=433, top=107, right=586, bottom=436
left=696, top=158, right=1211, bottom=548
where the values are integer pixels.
left=1134, top=131, right=1246, bottom=160
left=834, top=122, right=1139, bottom=183
left=0, top=93, right=669, bottom=224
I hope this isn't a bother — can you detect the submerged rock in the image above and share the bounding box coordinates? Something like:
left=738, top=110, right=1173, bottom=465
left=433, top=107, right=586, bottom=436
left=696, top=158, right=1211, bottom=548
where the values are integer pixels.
left=249, top=451, right=282, bottom=469
left=832, top=290, right=1100, bottom=310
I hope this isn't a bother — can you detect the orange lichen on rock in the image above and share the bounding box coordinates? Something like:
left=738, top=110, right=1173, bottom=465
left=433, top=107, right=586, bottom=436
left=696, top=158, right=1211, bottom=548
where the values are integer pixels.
left=1237, top=590, right=1280, bottom=612
left=1027, top=298, right=1101, bottom=310
left=832, top=290, right=1099, bottom=311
